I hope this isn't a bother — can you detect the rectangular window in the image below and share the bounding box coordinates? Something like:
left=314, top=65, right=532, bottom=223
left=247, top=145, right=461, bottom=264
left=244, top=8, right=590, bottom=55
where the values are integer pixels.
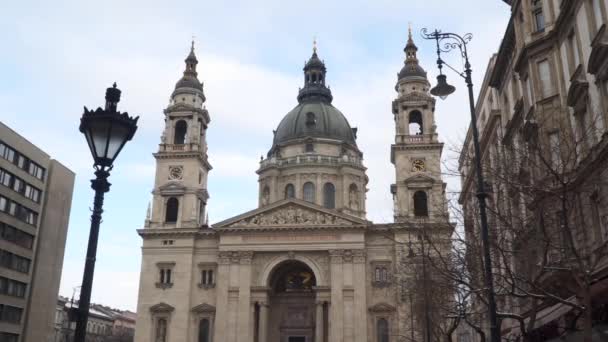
left=593, top=0, right=604, bottom=32
left=549, top=131, right=562, bottom=170
left=0, top=305, right=23, bottom=324
left=0, top=197, right=6, bottom=211
left=567, top=31, right=580, bottom=72
left=0, top=170, right=11, bottom=187
left=0, top=249, right=31, bottom=273
left=12, top=178, right=22, bottom=193
left=538, top=60, right=554, bottom=98
left=0, top=276, right=26, bottom=298
left=0, top=332, right=19, bottom=342
left=532, top=0, right=545, bottom=31
left=0, top=223, right=34, bottom=249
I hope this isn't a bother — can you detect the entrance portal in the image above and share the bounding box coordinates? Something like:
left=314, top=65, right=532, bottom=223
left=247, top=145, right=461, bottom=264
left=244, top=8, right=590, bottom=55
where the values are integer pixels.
left=267, top=260, right=317, bottom=342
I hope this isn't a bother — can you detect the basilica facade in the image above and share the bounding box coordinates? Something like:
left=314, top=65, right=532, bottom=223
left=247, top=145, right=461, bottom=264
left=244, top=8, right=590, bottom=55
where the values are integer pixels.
left=134, top=33, right=452, bottom=342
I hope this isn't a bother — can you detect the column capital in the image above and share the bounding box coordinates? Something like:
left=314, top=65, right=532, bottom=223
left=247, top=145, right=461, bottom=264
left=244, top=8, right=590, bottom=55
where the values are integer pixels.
left=239, top=251, right=254, bottom=264
left=218, top=251, right=232, bottom=265
left=329, top=249, right=343, bottom=264
left=352, top=249, right=366, bottom=263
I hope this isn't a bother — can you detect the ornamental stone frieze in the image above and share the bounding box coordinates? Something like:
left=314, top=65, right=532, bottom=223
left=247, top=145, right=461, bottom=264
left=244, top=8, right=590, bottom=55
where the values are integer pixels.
left=329, top=249, right=344, bottom=264
left=230, top=204, right=352, bottom=227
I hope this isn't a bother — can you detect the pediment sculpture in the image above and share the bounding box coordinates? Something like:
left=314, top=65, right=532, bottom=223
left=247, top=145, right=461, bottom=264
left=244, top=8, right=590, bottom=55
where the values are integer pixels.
left=229, top=205, right=352, bottom=227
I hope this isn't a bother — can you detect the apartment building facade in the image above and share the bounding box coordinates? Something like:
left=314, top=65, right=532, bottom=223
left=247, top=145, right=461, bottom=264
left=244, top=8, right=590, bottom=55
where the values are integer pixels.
left=0, top=121, right=75, bottom=342
left=458, top=0, right=608, bottom=340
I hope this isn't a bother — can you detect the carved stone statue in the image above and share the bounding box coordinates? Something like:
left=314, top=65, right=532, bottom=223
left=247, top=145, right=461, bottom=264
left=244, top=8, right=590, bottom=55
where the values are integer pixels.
left=349, top=187, right=360, bottom=211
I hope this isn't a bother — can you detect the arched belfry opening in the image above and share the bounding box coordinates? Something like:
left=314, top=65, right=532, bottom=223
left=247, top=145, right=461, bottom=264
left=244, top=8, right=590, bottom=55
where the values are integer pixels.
left=259, top=260, right=324, bottom=342
left=408, top=110, right=423, bottom=135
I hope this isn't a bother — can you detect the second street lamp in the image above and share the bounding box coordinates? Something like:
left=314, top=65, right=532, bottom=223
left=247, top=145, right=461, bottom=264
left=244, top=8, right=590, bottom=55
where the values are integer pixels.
left=421, top=28, right=501, bottom=342
left=73, top=83, right=139, bottom=342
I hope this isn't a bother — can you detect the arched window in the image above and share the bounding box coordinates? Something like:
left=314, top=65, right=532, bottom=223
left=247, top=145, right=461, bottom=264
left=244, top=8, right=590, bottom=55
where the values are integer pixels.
left=323, top=183, right=336, bottom=209
left=306, top=112, right=316, bottom=127
left=198, top=318, right=210, bottom=342
left=156, top=318, right=167, bottom=342
left=409, top=110, right=423, bottom=135
left=303, top=182, right=315, bottom=203
left=285, top=184, right=295, bottom=199
left=413, top=191, right=429, bottom=217
left=174, top=120, right=188, bottom=144
left=377, top=318, right=389, bottom=342
left=165, top=197, right=179, bottom=223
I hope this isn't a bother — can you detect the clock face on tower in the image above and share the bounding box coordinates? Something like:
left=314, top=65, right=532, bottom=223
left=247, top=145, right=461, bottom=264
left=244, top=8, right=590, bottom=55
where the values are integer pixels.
left=412, top=159, right=426, bottom=172
left=168, top=166, right=184, bottom=180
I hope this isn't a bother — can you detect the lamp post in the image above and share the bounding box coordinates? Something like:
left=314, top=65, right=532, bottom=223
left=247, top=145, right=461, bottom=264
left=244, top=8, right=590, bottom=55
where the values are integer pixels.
left=420, top=28, right=501, bottom=342
left=73, top=83, right=138, bottom=342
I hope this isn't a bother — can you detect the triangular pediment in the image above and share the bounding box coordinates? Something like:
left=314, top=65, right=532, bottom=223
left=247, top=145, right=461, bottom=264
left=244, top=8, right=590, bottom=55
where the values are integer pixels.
left=213, top=199, right=368, bottom=228
left=157, top=181, right=187, bottom=195
left=369, top=302, right=396, bottom=312
left=191, top=303, right=216, bottom=313
left=403, top=174, right=436, bottom=185
left=150, top=302, right=175, bottom=313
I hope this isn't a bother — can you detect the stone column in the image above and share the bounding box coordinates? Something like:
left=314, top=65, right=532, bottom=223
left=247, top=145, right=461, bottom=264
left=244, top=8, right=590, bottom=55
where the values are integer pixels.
left=237, top=252, right=253, bottom=342
left=258, top=301, right=269, bottom=342
left=316, top=173, right=323, bottom=206
left=213, top=251, right=232, bottom=342
left=249, top=302, right=256, bottom=339
left=315, top=301, right=324, bottom=342
left=353, top=250, right=368, bottom=342
left=329, top=250, right=344, bottom=342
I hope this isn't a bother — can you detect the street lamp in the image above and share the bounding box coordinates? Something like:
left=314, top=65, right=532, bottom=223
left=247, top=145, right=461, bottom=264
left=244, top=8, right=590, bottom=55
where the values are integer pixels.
left=421, top=28, right=501, bottom=342
left=73, top=83, right=138, bottom=342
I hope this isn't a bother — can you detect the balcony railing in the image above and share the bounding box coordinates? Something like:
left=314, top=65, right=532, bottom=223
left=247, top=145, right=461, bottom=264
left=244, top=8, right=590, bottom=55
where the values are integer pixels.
left=259, top=153, right=364, bottom=170
left=158, top=143, right=201, bottom=153
left=395, top=133, right=435, bottom=144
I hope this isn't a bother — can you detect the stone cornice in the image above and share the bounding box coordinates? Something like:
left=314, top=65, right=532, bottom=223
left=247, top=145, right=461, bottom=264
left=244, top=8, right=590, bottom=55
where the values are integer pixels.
left=138, top=228, right=217, bottom=238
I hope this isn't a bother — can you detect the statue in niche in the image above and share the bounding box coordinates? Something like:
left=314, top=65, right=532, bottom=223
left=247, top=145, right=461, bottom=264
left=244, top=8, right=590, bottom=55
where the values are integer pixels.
left=349, top=186, right=360, bottom=211
left=286, top=271, right=314, bottom=291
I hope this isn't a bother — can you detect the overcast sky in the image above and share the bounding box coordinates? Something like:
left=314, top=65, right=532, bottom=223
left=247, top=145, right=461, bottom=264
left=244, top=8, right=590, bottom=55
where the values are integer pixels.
left=0, top=0, right=510, bottom=311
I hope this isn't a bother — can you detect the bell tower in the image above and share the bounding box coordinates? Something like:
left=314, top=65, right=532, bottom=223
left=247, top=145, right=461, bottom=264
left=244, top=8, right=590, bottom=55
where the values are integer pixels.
left=391, top=29, right=447, bottom=222
left=146, top=42, right=212, bottom=229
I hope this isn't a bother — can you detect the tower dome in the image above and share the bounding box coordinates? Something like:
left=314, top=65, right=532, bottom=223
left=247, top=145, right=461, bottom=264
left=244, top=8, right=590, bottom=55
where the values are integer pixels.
left=172, top=42, right=205, bottom=100
left=397, top=28, right=428, bottom=81
left=270, top=45, right=357, bottom=153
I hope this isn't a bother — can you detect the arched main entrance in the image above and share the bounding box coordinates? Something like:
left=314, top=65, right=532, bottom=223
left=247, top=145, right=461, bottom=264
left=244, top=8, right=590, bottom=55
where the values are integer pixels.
left=267, top=260, right=318, bottom=342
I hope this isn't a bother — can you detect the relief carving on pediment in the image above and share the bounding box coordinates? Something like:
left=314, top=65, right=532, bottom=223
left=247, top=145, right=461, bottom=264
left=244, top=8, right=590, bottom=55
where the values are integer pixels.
left=230, top=205, right=352, bottom=227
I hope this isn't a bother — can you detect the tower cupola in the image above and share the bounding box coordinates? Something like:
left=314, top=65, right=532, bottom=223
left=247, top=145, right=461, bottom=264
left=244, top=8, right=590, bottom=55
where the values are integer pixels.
left=398, top=28, right=428, bottom=82
left=298, top=40, right=333, bottom=103
left=172, top=42, right=205, bottom=101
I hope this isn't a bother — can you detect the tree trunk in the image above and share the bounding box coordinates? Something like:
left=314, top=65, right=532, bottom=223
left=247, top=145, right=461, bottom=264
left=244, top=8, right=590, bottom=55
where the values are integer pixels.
left=583, top=288, right=593, bottom=342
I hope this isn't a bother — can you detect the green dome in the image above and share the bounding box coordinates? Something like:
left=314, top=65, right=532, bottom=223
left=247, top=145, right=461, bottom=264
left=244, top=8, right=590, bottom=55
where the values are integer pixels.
left=272, top=101, right=357, bottom=148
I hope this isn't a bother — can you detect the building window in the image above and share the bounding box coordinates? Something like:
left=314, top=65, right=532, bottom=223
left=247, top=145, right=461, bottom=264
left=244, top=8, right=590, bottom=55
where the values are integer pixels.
left=0, top=195, right=39, bottom=226
left=0, top=305, right=22, bottom=324
left=323, top=183, right=335, bottom=209
left=200, top=269, right=215, bottom=288
left=409, top=110, right=423, bottom=135
left=261, top=186, right=270, bottom=206
left=156, top=318, right=168, bottom=342
left=592, top=0, right=604, bottom=32
left=0, top=276, right=27, bottom=298
left=0, top=223, right=34, bottom=249
left=305, top=112, right=316, bottom=127
left=377, top=318, right=389, bottom=342
left=0, top=333, right=18, bottom=342
left=538, top=59, right=554, bottom=98
left=567, top=31, right=580, bottom=73
left=174, top=120, right=188, bottom=144
left=156, top=262, right=175, bottom=289
left=548, top=131, right=562, bottom=170
left=198, top=318, right=210, bottom=342
left=373, top=264, right=391, bottom=287
left=165, top=197, right=179, bottom=223
left=303, top=182, right=315, bottom=203
left=285, top=184, right=295, bottom=199
left=532, top=0, right=544, bottom=32
left=305, top=143, right=314, bottom=152
left=413, top=191, right=429, bottom=217
left=0, top=249, right=31, bottom=274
